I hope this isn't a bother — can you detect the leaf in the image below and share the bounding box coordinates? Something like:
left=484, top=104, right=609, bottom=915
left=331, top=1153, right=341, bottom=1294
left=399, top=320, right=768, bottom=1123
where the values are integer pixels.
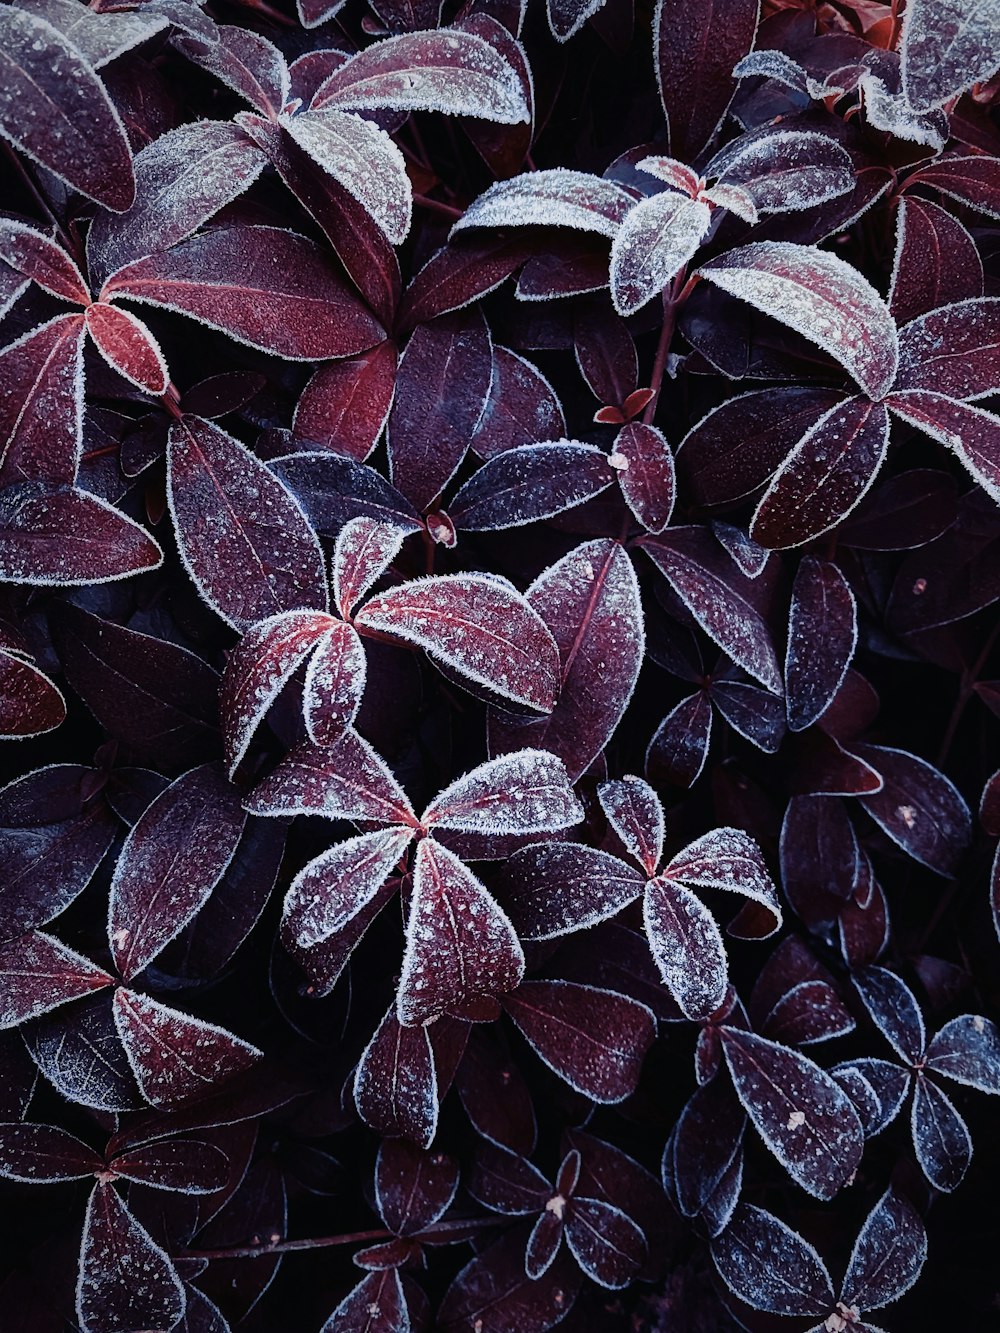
left=699, top=242, right=899, bottom=400
left=894, top=298, right=1000, bottom=401
left=488, top=539, right=644, bottom=780
left=855, top=744, right=971, bottom=876
left=720, top=1027, right=864, bottom=1199
left=16, top=0, right=166, bottom=69
left=0, top=930, right=113, bottom=1028
left=387, top=309, right=493, bottom=510
left=636, top=156, right=701, bottom=196
left=109, top=1139, right=230, bottom=1194
left=25, top=992, right=142, bottom=1112
left=399, top=234, right=533, bottom=331
left=113, top=988, right=261, bottom=1107
left=575, top=305, right=638, bottom=408
left=108, top=764, right=247, bottom=981
left=84, top=303, right=168, bottom=395
left=711, top=679, right=785, bottom=753
left=907, top=155, right=1000, bottom=222
left=469, top=1141, right=550, bottom=1216
left=852, top=966, right=925, bottom=1066
left=893, top=392, right=1000, bottom=505
left=175, top=25, right=289, bottom=116
left=104, top=225, right=384, bottom=360
left=301, top=620, right=366, bottom=746
left=901, top=0, right=1000, bottom=110
left=449, top=442, right=615, bottom=530
left=0, top=6, right=135, bottom=211
left=355, top=1006, right=439, bottom=1148
left=610, top=193, right=710, bottom=316
left=396, top=838, right=525, bottom=1025
left=247, top=728, right=417, bottom=824
left=423, top=750, right=582, bottom=835
left=643, top=877, right=729, bottom=1020
left=439, top=1223, right=582, bottom=1332
left=376, top=1137, right=459, bottom=1235
left=452, top=168, right=634, bottom=239
left=312, top=27, right=529, bottom=123
left=0, top=314, right=87, bottom=488
left=889, top=198, right=984, bottom=326
left=283, top=827, right=410, bottom=950
left=0, top=648, right=65, bottom=739
left=671, top=1075, right=745, bottom=1219
left=334, top=516, right=407, bottom=619
left=0, top=218, right=89, bottom=303
left=841, top=1188, right=927, bottom=1311
left=321, top=1269, right=408, bottom=1333
left=712, top=131, right=854, bottom=213
left=925, top=1014, right=1000, bottom=1093
left=293, top=342, right=397, bottom=463
left=645, top=690, right=713, bottom=789
left=271, top=451, right=422, bottom=539
left=663, top=827, right=780, bottom=938
left=471, top=346, right=566, bottom=459
left=503, top=841, right=644, bottom=938
left=456, top=1031, right=537, bottom=1156
left=356, top=573, right=560, bottom=714
left=911, top=1073, right=971, bottom=1192
left=710, top=1203, right=834, bottom=1317
left=0, top=1121, right=102, bottom=1182
left=611, top=422, right=675, bottom=533
left=502, top=980, right=655, bottom=1102
left=785, top=558, right=857, bottom=731
left=168, top=416, right=328, bottom=632
left=597, top=776, right=663, bottom=875
left=76, top=1183, right=185, bottom=1333
left=762, top=980, right=855, bottom=1046
left=565, top=1197, right=645, bottom=1289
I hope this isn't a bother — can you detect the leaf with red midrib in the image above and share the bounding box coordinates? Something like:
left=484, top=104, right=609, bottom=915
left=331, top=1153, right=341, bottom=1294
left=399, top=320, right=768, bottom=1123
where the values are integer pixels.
left=84, top=303, right=168, bottom=395
left=0, top=930, right=113, bottom=1029
left=355, top=1006, right=439, bottom=1148
left=282, top=826, right=411, bottom=950
left=0, top=315, right=87, bottom=489
left=293, top=342, right=397, bottom=463
left=333, top=516, right=407, bottom=619
left=0, top=219, right=90, bottom=304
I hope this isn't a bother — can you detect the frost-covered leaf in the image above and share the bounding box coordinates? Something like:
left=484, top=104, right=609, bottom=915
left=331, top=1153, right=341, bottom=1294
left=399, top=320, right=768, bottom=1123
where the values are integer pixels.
left=855, top=744, right=971, bottom=876
left=546, top=0, right=606, bottom=41
left=925, top=1015, right=1000, bottom=1093
left=762, top=980, right=855, bottom=1047
left=610, top=194, right=709, bottom=317
left=396, top=838, right=524, bottom=1025
left=109, top=1139, right=230, bottom=1194
left=376, top=1137, right=458, bottom=1236
left=168, top=417, right=328, bottom=632
left=0, top=314, right=86, bottom=489
left=24, top=992, right=142, bottom=1112
left=699, top=242, right=899, bottom=400
left=911, top=1073, right=971, bottom=1192
left=293, top=342, right=397, bottom=463
left=901, top=0, right=1000, bottom=110
left=636, top=155, right=701, bottom=196
left=663, top=827, right=781, bottom=938
left=711, top=679, right=785, bottom=753
left=841, top=1188, right=927, bottom=1311
left=0, top=218, right=89, bottom=304
left=889, top=198, right=984, bottom=326
left=356, top=573, right=560, bottom=713
left=16, top=0, right=165, bottom=69
left=0, top=930, right=113, bottom=1029
left=597, top=776, right=663, bottom=875
left=272, top=451, right=421, bottom=540
left=906, top=155, right=1000, bottom=222
left=449, top=442, right=615, bottom=530
left=852, top=966, right=925, bottom=1066
left=175, top=25, right=290, bottom=116
left=283, top=827, right=410, bottom=951
left=321, top=1269, right=408, bottom=1333
left=84, top=303, right=168, bottom=396
left=645, top=691, right=713, bottom=789
left=643, top=877, right=728, bottom=1020
left=423, top=750, right=582, bottom=835
left=246, top=729, right=417, bottom=824
left=452, top=169, right=634, bottom=240
left=470, top=346, right=566, bottom=459
left=0, top=1121, right=102, bottom=1182
left=565, top=1197, right=645, bottom=1289
left=785, top=558, right=857, bottom=731
left=611, top=422, right=675, bottom=533
left=333, top=516, right=407, bottom=619
left=889, top=393, right=1000, bottom=504
left=711, top=1203, right=833, bottom=1316
left=713, top=131, right=853, bottom=214
left=355, top=1006, right=439, bottom=1148
left=894, top=299, right=1000, bottom=401
left=503, top=841, right=644, bottom=938
left=0, top=649, right=65, bottom=740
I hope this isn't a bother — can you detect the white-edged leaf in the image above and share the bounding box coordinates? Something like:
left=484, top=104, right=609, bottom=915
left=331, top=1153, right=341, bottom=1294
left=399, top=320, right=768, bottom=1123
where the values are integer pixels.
left=452, top=169, right=635, bottom=240
left=711, top=1203, right=834, bottom=1317
left=610, top=194, right=710, bottom=317
left=643, top=877, right=729, bottom=1020
left=785, top=557, right=857, bottom=731
left=422, top=750, right=582, bottom=835
left=283, top=827, right=412, bottom=950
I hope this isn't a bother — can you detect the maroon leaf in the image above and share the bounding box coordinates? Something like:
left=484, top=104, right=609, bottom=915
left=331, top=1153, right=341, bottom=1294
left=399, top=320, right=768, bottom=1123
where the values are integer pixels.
left=750, top=397, right=891, bottom=549
left=720, top=1027, right=864, bottom=1199
left=386, top=309, right=493, bottom=510
left=423, top=750, right=582, bottom=835
left=503, top=841, right=643, bottom=938
left=907, top=155, right=1000, bottom=221
left=297, top=0, right=344, bottom=27
left=168, top=416, right=328, bottom=631
left=323, top=1269, right=408, bottom=1332
left=699, top=242, right=898, bottom=400
left=175, top=26, right=290, bottom=117
left=574, top=305, right=638, bottom=408
left=293, top=342, right=397, bottom=462
left=0, top=219, right=89, bottom=304
left=502, top=980, right=655, bottom=1102
left=643, top=877, right=728, bottom=1020
left=396, top=838, right=524, bottom=1025
left=894, top=299, right=1000, bottom=400
left=489, top=539, right=643, bottom=779
left=469, top=1141, right=550, bottom=1215
left=455, top=1031, right=537, bottom=1155
left=25, top=992, right=142, bottom=1112
left=0, top=930, right=113, bottom=1028
left=837, top=467, right=958, bottom=551
left=887, top=391, right=1000, bottom=504
left=710, top=1203, right=834, bottom=1317
left=302, top=620, right=367, bottom=747
left=671, top=1074, right=745, bottom=1219
left=610, top=193, right=710, bottom=316
left=841, top=1188, right=927, bottom=1311
left=333, top=515, right=407, bottom=619
left=911, top=1073, right=971, bottom=1192
left=0, top=1121, right=102, bottom=1182
left=0, top=6, right=135, bottom=210
left=0, top=314, right=87, bottom=488
left=711, top=679, right=785, bottom=753
left=611, top=422, right=675, bottom=533
left=855, top=744, right=971, bottom=876
left=762, top=980, right=854, bottom=1046
left=113, top=988, right=262, bottom=1107
left=439, top=1223, right=582, bottom=1332
left=889, top=198, right=983, bottom=326
left=110, top=1139, right=230, bottom=1194
left=84, top=303, right=168, bottom=395
left=103, top=226, right=384, bottom=360
left=0, top=649, right=65, bottom=739
left=663, top=827, right=780, bottom=938
left=282, top=826, right=410, bottom=951
left=108, top=764, right=247, bottom=980
left=355, top=1006, right=439, bottom=1148
left=597, top=776, right=663, bottom=875
left=565, top=1197, right=645, bottom=1289
left=454, top=168, right=633, bottom=238
left=376, top=1137, right=459, bottom=1235
left=470, top=346, right=566, bottom=459
left=785, top=558, right=857, bottom=732
left=356, top=573, right=560, bottom=713
left=709, top=131, right=853, bottom=213
left=247, top=729, right=417, bottom=824
left=76, top=1183, right=185, bottom=1333
left=450, top=442, right=614, bottom=531
left=901, top=0, right=1000, bottom=110
left=645, top=690, right=713, bottom=789
left=924, top=1014, right=1000, bottom=1094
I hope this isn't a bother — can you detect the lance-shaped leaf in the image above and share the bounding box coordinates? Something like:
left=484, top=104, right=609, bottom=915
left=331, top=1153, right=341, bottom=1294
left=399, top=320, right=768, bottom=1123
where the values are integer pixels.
left=855, top=744, right=971, bottom=876
left=712, top=131, right=853, bottom=214
left=334, top=516, right=407, bottom=619
left=175, top=25, right=289, bottom=116
left=637, top=155, right=701, bottom=196
left=901, top=0, right=1000, bottom=110
left=0, top=650, right=65, bottom=739
left=503, top=841, right=644, bottom=938
left=103, top=226, right=384, bottom=360
left=84, top=303, right=168, bottom=396
left=907, top=155, right=1000, bottom=222
left=4, top=0, right=165, bottom=73
left=645, top=691, right=713, bottom=789
left=750, top=397, right=890, bottom=549
left=108, top=765, right=247, bottom=981
left=303, top=620, right=367, bottom=747
left=399, top=233, right=533, bottom=330
left=0, top=1121, right=102, bottom=1182
left=642, top=529, right=782, bottom=693
left=890, top=198, right=984, bottom=326
left=925, top=1015, right=1000, bottom=1094
left=283, top=826, right=411, bottom=950
left=785, top=558, right=857, bottom=732
left=293, top=341, right=397, bottom=463
left=109, top=1139, right=230, bottom=1194
left=168, top=417, right=328, bottom=631
left=597, top=776, right=663, bottom=875
left=220, top=610, right=336, bottom=777
left=611, top=422, right=675, bottom=534
left=0, top=218, right=89, bottom=303
left=841, top=1188, right=927, bottom=1312
left=450, top=442, right=614, bottom=531
left=376, top=1137, right=459, bottom=1235
left=663, top=827, right=781, bottom=939
left=76, top=1183, right=185, bottom=1333
left=911, top=1074, right=971, bottom=1192
left=489, top=540, right=644, bottom=780
left=699, top=242, right=899, bottom=401
left=894, top=299, right=1000, bottom=401
left=503, top=981, right=655, bottom=1103
left=852, top=966, right=925, bottom=1066
left=711, top=1204, right=834, bottom=1317
left=0, top=7, right=135, bottom=211
left=0, top=482, right=162, bottom=586
left=387, top=308, right=492, bottom=510
left=247, top=729, right=417, bottom=824
left=653, top=0, right=759, bottom=161
left=355, top=1007, right=439, bottom=1148
left=0, top=930, right=113, bottom=1028
left=356, top=573, right=560, bottom=713
left=423, top=750, right=582, bottom=836
left=887, top=391, right=1000, bottom=504
left=452, top=169, right=634, bottom=239
left=397, top=839, right=524, bottom=1025
left=113, top=988, right=261, bottom=1107
left=610, top=194, right=710, bottom=317
left=720, top=1027, right=864, bottom=1199
left=643, top=877, right=728, bottom=1020
left=312, top=26, right=529, bottom=122
left=0, top=315, right=87, bottom=488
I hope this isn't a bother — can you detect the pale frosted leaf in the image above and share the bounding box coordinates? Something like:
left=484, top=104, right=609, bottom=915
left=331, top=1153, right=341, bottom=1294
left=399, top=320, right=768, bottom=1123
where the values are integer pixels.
left=861, top=73, right=948, bottom=149
left=711, top=1203, right=834, bottom=1316
left=855, top=743, right=971, bottom=876
left=84, top=303, right=169, bottom=396
left=895, top=299, right=1000, bottom=401
left=643, top=877, right=729, bottom=1020
left=76, top=1183, right=185, bottom=1333
left=635, top=155, right=701, bottom=195
left=732, top=49, right=809, bottom=92
left=283, top=827, right=411, bottom=949
left=700, top=182, right=758, bottom=223
left=502, top=841, right=644, bottom=938
left=924, top=1014, right=1000, bottom=1093
left=16, top=0, right=165, bottom=68
left=452, top=169, right=634, bottom=240
left=841, top=1188, right=927, bottom=1311
left=597, top=776, right=664, bottom=875
left=911, top=1073, right=971, bottom=1192
left=901, top=0, right=1000, bottom=110
left=24, top=993, right=142, bottom=1112
left=712, top=131, right=854, bottom=213
left=448, top=442, right=615, bottom=531
left=0, top=314, right=86, bottom=489
left=333, top=516, right=407, bottom=618
left=852, top=966, right=926, bottom=1066
left=303, top=620, right=366, bottom=746
left=610, top=193, right=710, bottom=316
left=423, top=749, right=582, bottom=835
left=355, top=1006, right=439, bottom=1148
left=785, top=557, right=857, bottom=731
left=0, top=930, right=113, bottom=1029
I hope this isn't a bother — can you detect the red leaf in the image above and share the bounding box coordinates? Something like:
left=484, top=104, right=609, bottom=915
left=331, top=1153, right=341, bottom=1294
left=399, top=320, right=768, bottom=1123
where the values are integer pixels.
left=376, top=1137, right=459, bottom=1235
left=855, top=744, right=971, bottom=876
left=889, top=197, right=983, bottom=326
left=0, top=7, right=135, bottom=210
left=76, top=1183, right=185, bottom=1333
left=110, top=1139, right=230, bottom=1194
left=303, top=620, right=367, bottom=746
left=841, top=1188, right=927, bottom=1311
left=750, top=397, right=891, bottom=549
left=113, top=988, right=261, bottom=1107
left=399, top=235, right=534, bottom=332
left=710, top=1203, right=834, bottom=1317
left=0, top=1121, right=102, bottom=1182
left=610, top=193, right=710, bottom=316
left=887, top=390, right=1000, bottom=503
left=454, top=168, right=634, bottom=239
left=0, top=219, right=89, bottom=303
left=0, top=648, right=65, bottom=739
left=423, top=750, right=582, bottom=835
left=103, top=225, right=384, bottom=360
left=168, top=416, right=328, bottom=631
left=84, top=303, right=168, bottom=395
left=293, top=341, right=397, bottom=462
left=785, top=557, right=857, bottom=732
left=297, top=0, right=343, bottom=26
left=502, top=980, right=654, bottom=1102
left=355, top=1006, right=439, bottom=1148
left=387, top=309, right=493, bottom=510
left=901, top=0, right=1000, bottom=109
left=248, top=727, right=416, bottom=824
left=489, top=540, right=643, bottom=779
left=906, top=155, right=1000, bottom=221
left=643, top=876, right=728, bottom=1020
left=282, top=826, right=410, bottom=950
left=645, top=690, right=713, bottom=789
left=597, top=776, right=664, bottom=875
left=333, top=515, right=406, bottom=618
left=0, top=314, right=86, bottom=488
left=0, top=930, right=113, bottom=1028
left=396, top=838, right=524, bottom=1025
left=894, top=298, right=1000, bottom=401
left=611, top=422, right=675, bottom=533
left=449, top=442, right=615, bottom=530
left=357, top=573, right=560, bottom=713
left=503, top=841, right=644, bottom=938
left=108, top=764, right=247, bottom=980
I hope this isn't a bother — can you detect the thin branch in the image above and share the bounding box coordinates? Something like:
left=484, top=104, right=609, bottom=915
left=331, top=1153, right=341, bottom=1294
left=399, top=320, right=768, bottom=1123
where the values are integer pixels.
left=181, top=1215, right=501, bottom=1261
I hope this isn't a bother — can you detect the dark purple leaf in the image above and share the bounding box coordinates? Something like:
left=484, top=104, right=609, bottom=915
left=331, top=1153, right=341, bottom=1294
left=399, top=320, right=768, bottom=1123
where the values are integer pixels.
left=839, top=1057, right=911, bottom=1137
left=662, top=826, right=781, bottom=937
left=710, top=1203, right=834, bottom=1317
left=374, top=1138, right=458, bottom=1238
left=455, top=1030, right=537, bottom=1154
left=911, top=1073, right=971, bottom=1192
left=282, top=827, right=410, bottom=951
left=470, top=346, right=565, bottom=459
left=907, top=155, right=1000, bottom=221
left=852, top=966, right=925, bottom=1066
left=0, top=930, right=113, bottom=1028
left=0, top=649, right=65, bottom=739
left=0, top=314, right=86, bottom=489
left=24, top=992, right=143, bottom=1112
left=597, top=776, right=663, bottom=875
left=837, top=468, right=958, bottom=551
left=423, top=750, right=581, bottom=835
left=468, top=1140, right=550, bottom=1215
left=925, top=1014, right=1000, bottom=1093
left=564, top=1197, right=645, bottom=1289
left=671, top=1074, right=745, bottom=1218
left=0, top=1121, right=102, bottom=1182
left=449, top=442, right=615, bottom=531
left=439, top=1223, right=582, bottom=1332
left=574, top=306, right=638, bottom=408
left=761, top=980, right=855, bottom=1046
left=611, top=422, right=675, bottom=534
left=643, top=876, right=728, bottom=1019
left=889, top=197, right=983, bottom=326
left=711, top=130, right=853, bottom=213
left=785, top=557, right=857, bottom=731
left=710, top=679, right=786, bottom=753
left=503, top=842, right=644, bottom=938
left=894, top=299, right=1000, bottom=401
left=293, top=342, right=397, bottom=462
left=841, top=1188, right=927, bottom=1311
left=887, top=391, right=1000, bottom=504
left=525, top=1207, right=563, bottom=1279
left=175, top=26, right=289, bottom=117
left=110, top=1139, right=230, bottom=1194
left=855, top=744, right=971, bottom=876
left=270, top=451, right=422, bottom=538
left=322, top=1269, right=408, bottom=1333
left=901, top=0, right=1000, bottom=109
left=645, top=690, right=713, bottom=788
left=355, top=1007, right=439, bottom=1148
left=398, top=235, right=533, bottom=331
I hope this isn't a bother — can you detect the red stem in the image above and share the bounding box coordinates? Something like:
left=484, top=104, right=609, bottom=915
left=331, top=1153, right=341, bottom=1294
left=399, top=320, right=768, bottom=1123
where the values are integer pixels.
left=181, top=1215, right=500, bottom=1260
